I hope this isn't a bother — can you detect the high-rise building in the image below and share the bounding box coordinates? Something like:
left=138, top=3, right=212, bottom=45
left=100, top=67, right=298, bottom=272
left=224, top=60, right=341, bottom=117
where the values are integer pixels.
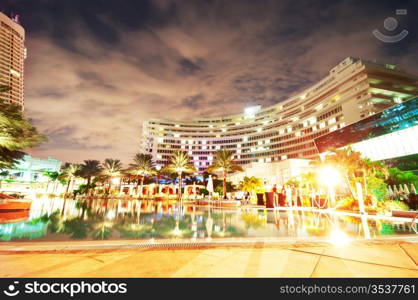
left=140, top=57, right=418, bottom=172
left=315, top=96, right=418, bottom=163
left=0, top=12, right=26, bottom=109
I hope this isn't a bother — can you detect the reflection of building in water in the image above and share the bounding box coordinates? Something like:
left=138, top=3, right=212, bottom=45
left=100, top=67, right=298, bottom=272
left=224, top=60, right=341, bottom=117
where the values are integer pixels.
left=4, top=155, right=61, bottom=182
left=229, top=159, right=314, bottom=186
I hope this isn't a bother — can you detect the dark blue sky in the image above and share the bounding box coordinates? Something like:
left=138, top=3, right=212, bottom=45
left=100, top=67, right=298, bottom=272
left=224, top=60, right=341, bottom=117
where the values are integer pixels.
left=1, top=0, right=417, bottom=163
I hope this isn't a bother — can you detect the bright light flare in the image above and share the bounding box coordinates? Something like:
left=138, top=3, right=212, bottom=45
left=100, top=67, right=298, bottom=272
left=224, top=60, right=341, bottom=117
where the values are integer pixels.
left=111, top=177, right=120, bottom=185
left=328, top=229, right=350, bottom=246
left=318, top=166, right=342, bottom=187
left=106, top=210, right=116, bottom=220
left=172, top=227, right=182, bottom=236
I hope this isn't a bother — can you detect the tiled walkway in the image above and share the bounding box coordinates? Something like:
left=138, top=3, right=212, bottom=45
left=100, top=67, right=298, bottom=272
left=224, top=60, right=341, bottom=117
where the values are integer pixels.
left=0, top=239, right=417, bottom=277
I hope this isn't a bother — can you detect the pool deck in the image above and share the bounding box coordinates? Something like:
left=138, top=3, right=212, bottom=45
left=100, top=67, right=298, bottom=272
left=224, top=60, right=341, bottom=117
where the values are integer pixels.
left=0, top=237, right=417, bottom=277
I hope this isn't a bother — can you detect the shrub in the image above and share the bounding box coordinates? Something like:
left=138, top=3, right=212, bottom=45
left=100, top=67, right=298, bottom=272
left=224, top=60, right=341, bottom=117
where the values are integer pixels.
left=376, top=200, right=409, bottom=213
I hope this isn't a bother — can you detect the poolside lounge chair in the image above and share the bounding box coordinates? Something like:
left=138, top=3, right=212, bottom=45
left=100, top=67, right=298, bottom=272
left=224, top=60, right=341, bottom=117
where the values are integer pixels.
left=392, top=210, right=418, bottom=234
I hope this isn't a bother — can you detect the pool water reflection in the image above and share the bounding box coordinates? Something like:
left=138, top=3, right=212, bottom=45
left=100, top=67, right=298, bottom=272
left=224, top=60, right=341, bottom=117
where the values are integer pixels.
left=0, top=197, right=416, bottom=242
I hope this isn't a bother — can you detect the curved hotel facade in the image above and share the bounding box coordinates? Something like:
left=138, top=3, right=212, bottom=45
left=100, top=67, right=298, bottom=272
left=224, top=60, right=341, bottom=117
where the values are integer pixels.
left=141, top=57, right=418, bottom=173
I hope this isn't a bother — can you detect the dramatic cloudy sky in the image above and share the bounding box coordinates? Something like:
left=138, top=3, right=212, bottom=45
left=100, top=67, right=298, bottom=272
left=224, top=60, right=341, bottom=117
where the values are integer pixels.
left=1, top=0, right=418, bottom=164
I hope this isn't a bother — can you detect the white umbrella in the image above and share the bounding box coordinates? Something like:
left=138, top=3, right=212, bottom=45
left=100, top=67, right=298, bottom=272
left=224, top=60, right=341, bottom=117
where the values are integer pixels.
left=206, top=175, right=214, bottom=194
left=403, top=184, right=410, bottom=194
left=411, top=183, right=417, bottom=195
left=386, top=186, right=393, bottom=199
left=398, top=184, right=404, bottom=194
left=393, top=185, right=399, bottom=196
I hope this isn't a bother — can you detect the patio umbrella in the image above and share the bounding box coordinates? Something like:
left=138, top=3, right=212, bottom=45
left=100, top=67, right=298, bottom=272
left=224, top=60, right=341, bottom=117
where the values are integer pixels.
left=386, top=186, right=393, bottom=199
left=206, top=175, right=214, bottom=195
left=403, top=184, right=410, bottom=194
left=411, top=183, right=417, bottom=195
left=393, top=185, right=399, bottom=196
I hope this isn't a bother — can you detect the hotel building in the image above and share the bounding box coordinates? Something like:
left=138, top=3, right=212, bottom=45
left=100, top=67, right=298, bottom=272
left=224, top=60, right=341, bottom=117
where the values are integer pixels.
left=315, top=96, right=418, bottom=164
left=0, top=12, right=26, bottom=109
left=141, top=57, right=418, bottom=173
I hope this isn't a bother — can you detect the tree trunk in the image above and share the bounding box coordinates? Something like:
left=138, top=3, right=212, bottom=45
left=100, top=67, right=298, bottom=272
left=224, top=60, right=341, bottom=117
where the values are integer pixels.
left=62, top=179, right=71, bottom=216
left=178, top=172, right=182, bottom=203
left=223, top=170, right=227, bottom=199
left=345, top=173, right=356, bottom=200
left=45, top=180, right=50, bottom=194
left=140, top=176, right=144, bottom=197
left=362, top=168, right=368, bottom=197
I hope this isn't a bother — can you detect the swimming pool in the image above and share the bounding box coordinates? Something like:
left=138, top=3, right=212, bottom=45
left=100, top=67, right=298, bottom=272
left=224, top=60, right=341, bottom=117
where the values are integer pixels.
left=0, top=197, right=417, bottom=243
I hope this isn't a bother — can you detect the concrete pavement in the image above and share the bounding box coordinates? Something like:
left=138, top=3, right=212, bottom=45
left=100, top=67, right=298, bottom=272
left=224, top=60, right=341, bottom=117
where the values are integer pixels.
left=0, top=238, right=417, bottom=277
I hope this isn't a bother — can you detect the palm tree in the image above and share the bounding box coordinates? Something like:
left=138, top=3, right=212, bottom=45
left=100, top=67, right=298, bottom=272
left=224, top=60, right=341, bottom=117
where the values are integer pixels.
left=129, top=153, right=156, bottom=195
left=102, top=159, right=123, bottom=190
left=61, top=163, right=81, bottom=216
left=163, top=151, right=196, bottom=200
left=43, top=171, right=59, bottom=194
left=240, top=176, right=263, bottom=203
left=79, top=160, right=102, bottom=185
left=206, top=150, right=243, bottom=199
left=1, top=85, right=46, bottom=169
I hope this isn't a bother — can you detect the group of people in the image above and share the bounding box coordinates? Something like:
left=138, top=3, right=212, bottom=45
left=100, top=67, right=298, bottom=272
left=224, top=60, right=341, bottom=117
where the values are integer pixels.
left=239, top=184, right=303, bottom=207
